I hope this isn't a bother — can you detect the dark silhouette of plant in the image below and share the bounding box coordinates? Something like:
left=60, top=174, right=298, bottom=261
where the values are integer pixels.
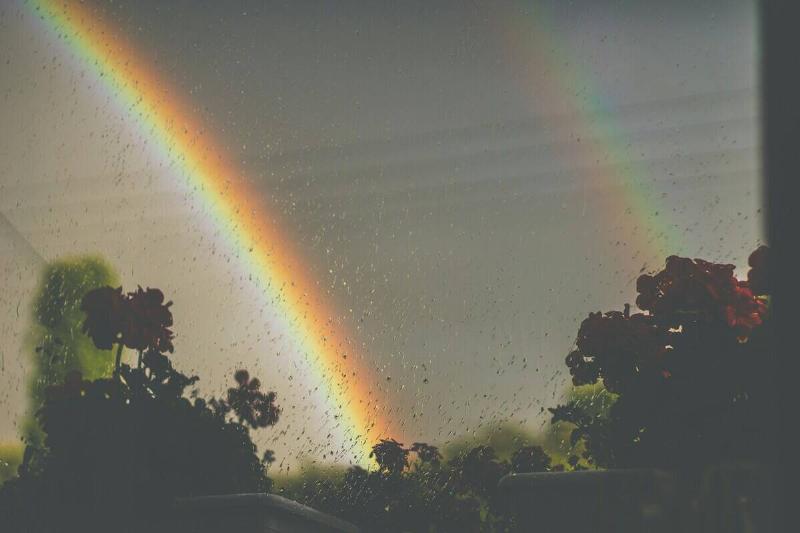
left=550, top=247, right=774, bottom=469
left=81, top=285, right=175, bottom=375
left=370, top=438, right=410, bottom=477
left=227, top=369, right=281, bottom=429
left=451, top=445, right=510, bottom=499
left=122, top=286, right=175, bottom=354
left=510, top=445, right=551, bottom=473
left=0, top=286, right=280, bottom=533
left=411, top=441, right=442, bottom=466
left=746, top=244, right=769, bottom=295
left=80, top=285, right=127, bottom=350
left=284, top=437, right=543, bottom=532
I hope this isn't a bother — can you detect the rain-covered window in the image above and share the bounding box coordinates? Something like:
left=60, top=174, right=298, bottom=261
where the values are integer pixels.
left=1, top=1, right=776, bottom=532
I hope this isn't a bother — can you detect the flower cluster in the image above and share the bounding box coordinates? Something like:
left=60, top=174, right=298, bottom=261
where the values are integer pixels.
left=369, top=438, right=410, bottom=477
left=568, top=310, right=672, bottom=393
left=81, top=286, right=174, bottom=353
left=746, top=245, right=769, bottom=295
left=555, top=246, right=773, bottom=469
left=226, top=370, right=281, bottom=429
left=636, top=253, right=767, bottom=336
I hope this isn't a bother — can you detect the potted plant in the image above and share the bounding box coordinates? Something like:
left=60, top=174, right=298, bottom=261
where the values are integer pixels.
left=500, top=247, right=777, bottom=533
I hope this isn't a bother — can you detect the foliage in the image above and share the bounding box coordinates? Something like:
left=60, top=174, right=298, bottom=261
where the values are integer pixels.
left=542, top=383, right=616, bottom=468
left=3, top=246, right=774, bottom=531
left=549, top=247, right=774, bottom=469
left=23, top=256, right=118, bottom=447
left=441, top=421, right=541, bottom=462
left=0, top=442, right=23, bottom=485
left=411, top=441, right=443, bottom=466
left=81, top=285, right=175, bottom=374
left=510, top=445, right=551, bottom=474
left=226, top=369, right=281, bottom=429
left=370, top=438, right=410, bottom=477
left=0, top=285, right=280, bottom=533
left=284, top=438, right=554, bottom=532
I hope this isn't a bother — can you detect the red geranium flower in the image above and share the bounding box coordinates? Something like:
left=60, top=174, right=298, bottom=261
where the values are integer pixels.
left=80, top=286, right=126, bottom=350
left=226, top=370, right=281, bottom=429
left=746, top=245, right=769, bottom=295
left=635, top=254, right=766, bottom=336
left=121, top=286, right=174, bottom=353
left=81, top=285, right=175, bottom=354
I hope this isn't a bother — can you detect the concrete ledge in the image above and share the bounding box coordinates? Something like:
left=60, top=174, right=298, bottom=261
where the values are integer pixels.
left=173, top=493, right=358, bottom=533
left=498, top=469, right=678, bottom=533
left=499, top=468, right=676, bottom=492
left=499, top=466, right=776, bottom=533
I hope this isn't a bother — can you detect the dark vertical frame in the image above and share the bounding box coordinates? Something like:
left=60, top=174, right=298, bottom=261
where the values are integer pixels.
left=762, top=1, right=800, bottom=531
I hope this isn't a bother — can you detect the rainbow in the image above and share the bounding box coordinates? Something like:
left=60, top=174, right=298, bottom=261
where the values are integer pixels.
left=497, top=1, right=678, bottom=265
left=25, top=0, right=680, bottom=463
left=27, top=0, right=392, bottom=464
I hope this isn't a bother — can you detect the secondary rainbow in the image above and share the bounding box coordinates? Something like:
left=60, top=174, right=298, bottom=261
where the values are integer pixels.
left=28, top=0, right=392, bottom=464
left=498, top=1, right=679, bottom=266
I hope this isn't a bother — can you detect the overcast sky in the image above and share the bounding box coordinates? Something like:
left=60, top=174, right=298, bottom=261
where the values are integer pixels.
left=0, top=0, right=762, bottom=469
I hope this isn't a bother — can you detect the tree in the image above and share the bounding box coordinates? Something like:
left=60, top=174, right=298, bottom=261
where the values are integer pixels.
left=549, top=246, right=774, bottom=469
left=23, top=256, right=118, bottom=447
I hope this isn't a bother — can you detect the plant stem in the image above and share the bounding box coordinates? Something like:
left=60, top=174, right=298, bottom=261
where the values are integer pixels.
left=114, top=343, right=123, bottom=378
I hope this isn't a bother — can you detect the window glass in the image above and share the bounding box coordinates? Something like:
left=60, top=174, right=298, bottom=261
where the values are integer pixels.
left=0, top=0, right=764, bottom=524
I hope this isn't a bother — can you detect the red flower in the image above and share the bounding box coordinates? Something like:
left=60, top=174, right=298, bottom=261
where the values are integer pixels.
left=121, top=287, right=174, bottom=353
left=81, top=285, right=175, bottom=353
left=570, top=311, right=670, bottom=393
left=635, top=253, right=767, bottom=335
left=226, top=370, right=281, bottom=429
left=80, top=286, right=126, bottom=350
left=746, top=245, right=769, bottom=295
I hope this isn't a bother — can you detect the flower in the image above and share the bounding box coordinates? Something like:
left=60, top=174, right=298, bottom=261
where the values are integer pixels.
left=746, top=245, right=769, bottom=295
left=370, top=439, right=409, bottom=476
left=635, top=254, right=766, bottom=335
left=80, top=286, right=126, bottom=350
left=80, top=286, right=174, bottom=353
left=571, top=311, right=670, bottom=393
left=122, top=286, right=174, bottom=353
left=226, top=370, right=281, bottom=429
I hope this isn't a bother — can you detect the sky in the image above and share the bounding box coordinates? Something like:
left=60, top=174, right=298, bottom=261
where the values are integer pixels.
left=0, top=0, right=762, bottom=471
